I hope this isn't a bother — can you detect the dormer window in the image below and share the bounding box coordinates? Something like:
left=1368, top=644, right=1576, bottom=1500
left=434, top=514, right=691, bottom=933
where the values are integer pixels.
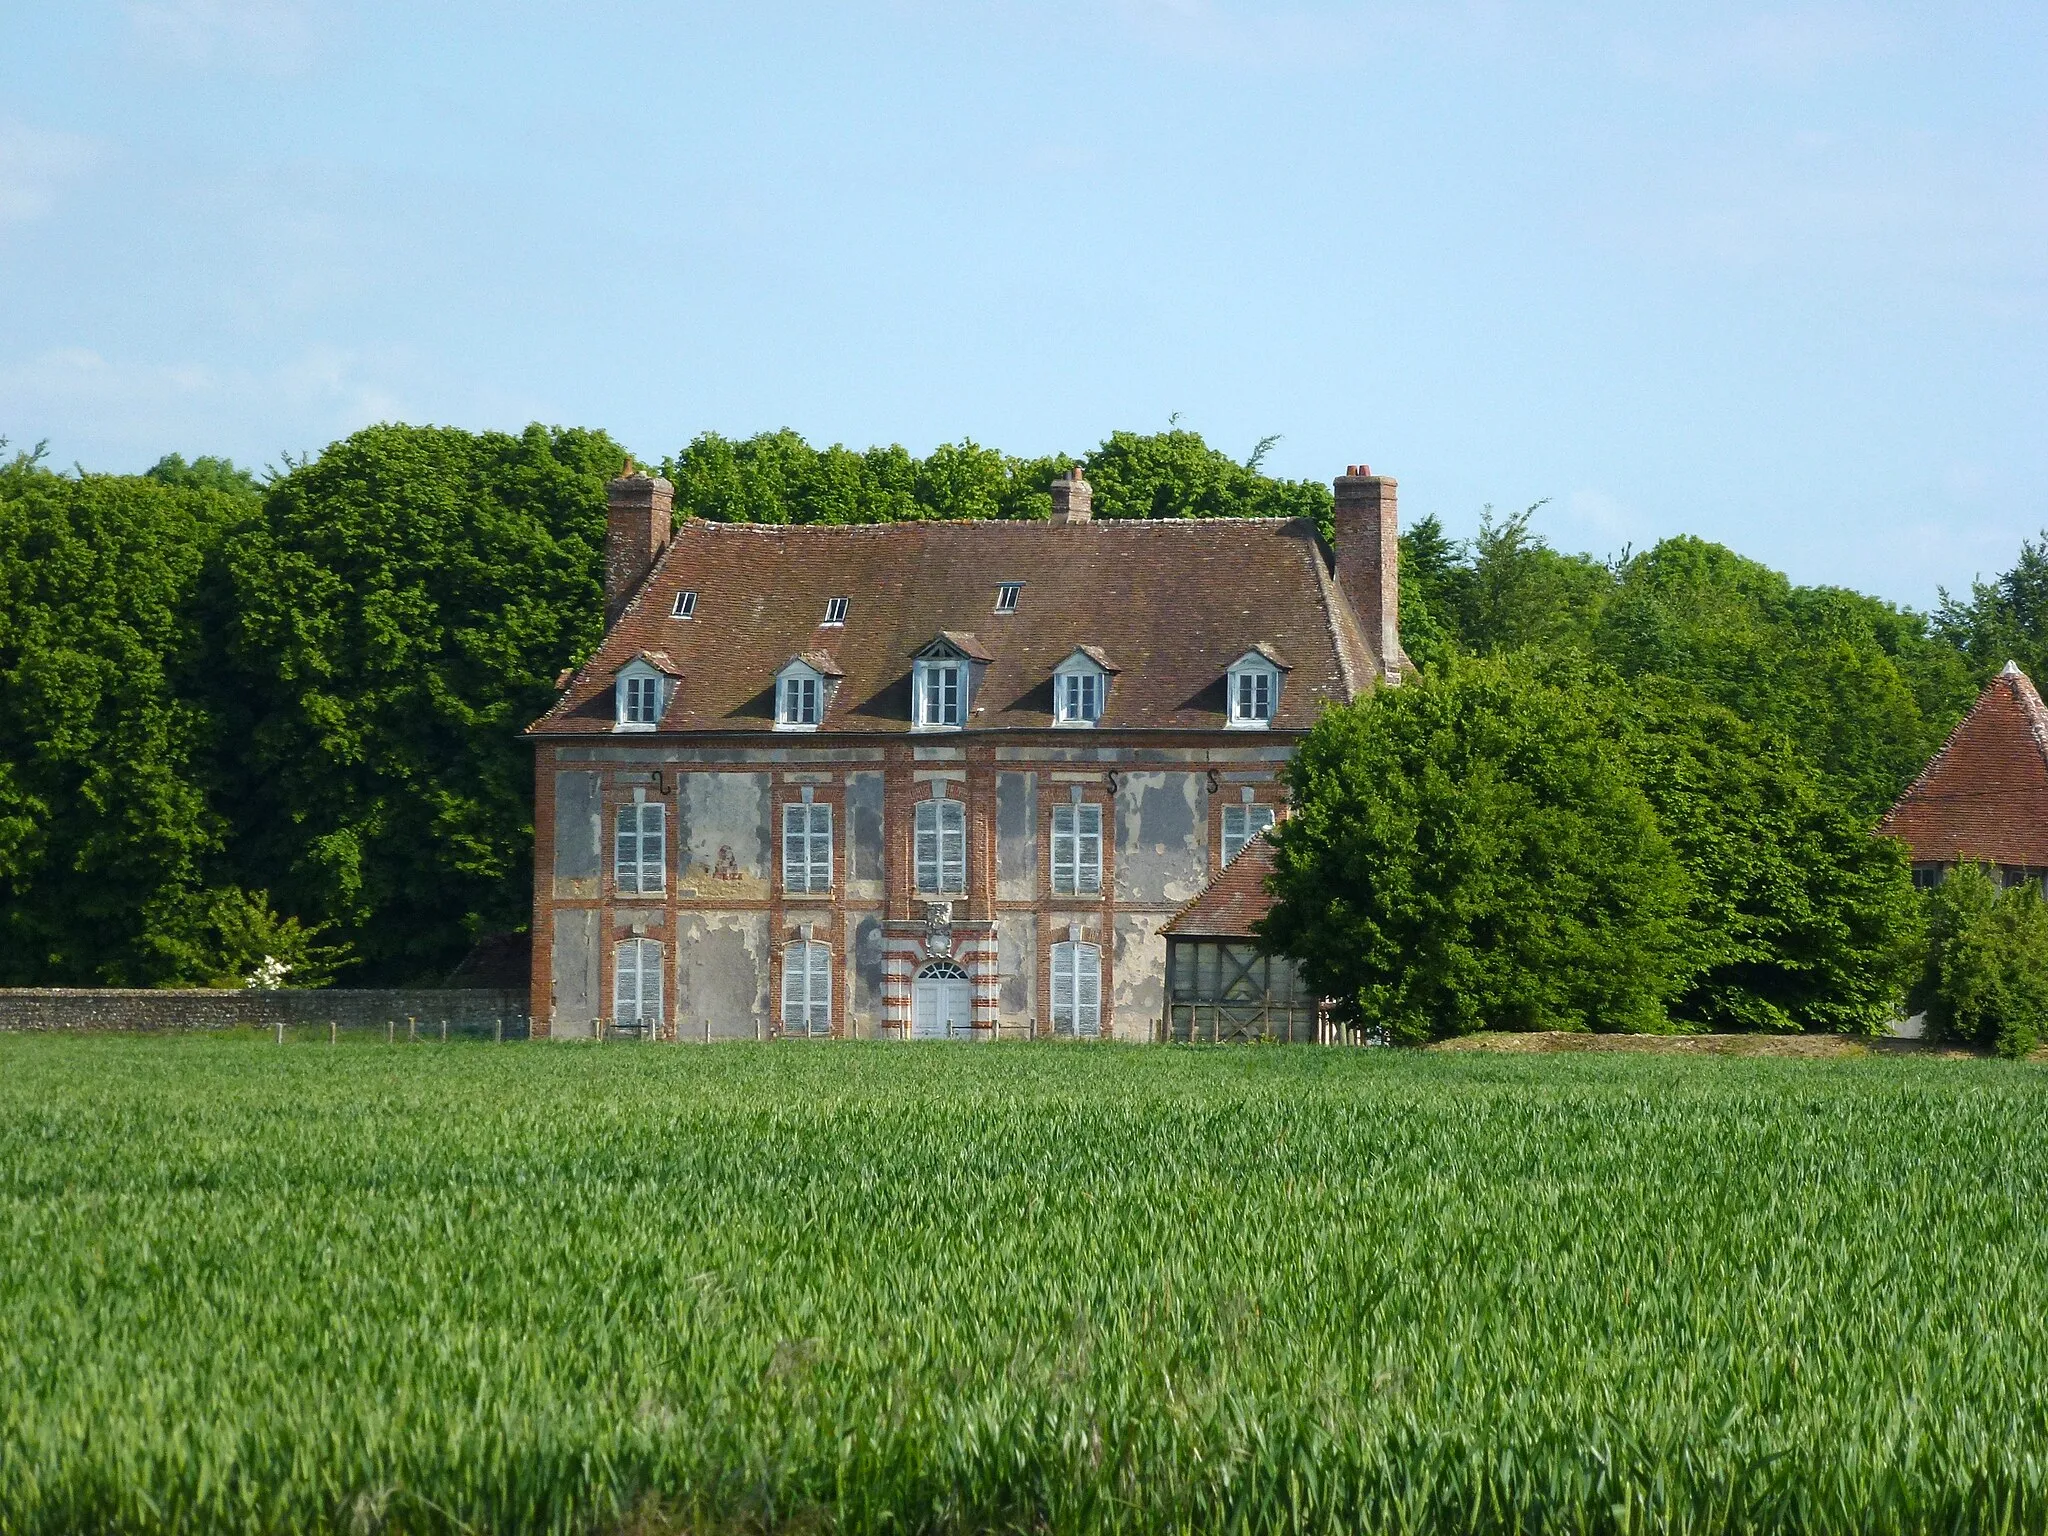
left=920, top=663, right=963, bottom=727
left=1052, top=647, right=1117, bottom=728
left=823, top=596, right=848, bottom=626
left=613, top=655, right=678, bottom=733
left=995, top=583, right=1022, bottom=614
left=1225, top=648, right=1287, bottom=730
left=782, top=674, right=819, bottom=726
left=774, top=655, right=838, bottom=732
left=671, top=590, right=697, bottom=618
left=911, top=633, right=989, bottom=731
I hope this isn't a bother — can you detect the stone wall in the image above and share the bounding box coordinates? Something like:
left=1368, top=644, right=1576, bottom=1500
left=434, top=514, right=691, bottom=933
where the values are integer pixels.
left=0, top=989, right=530, bottom=1034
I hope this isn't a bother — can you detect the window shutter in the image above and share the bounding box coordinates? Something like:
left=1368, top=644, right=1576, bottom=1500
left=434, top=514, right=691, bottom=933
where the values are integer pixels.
left=639, top=803, right=665, bottom=892
left=808, top=804, right=832, bottom=891
left=1078, top=805, right=1102, bottom=894
left=809, top=942, right=831, bottom=1030
left=1051, top=943, right=1075, bottom=1034
left=915, top=801, right=938, bottom=892
left=939, top=800, right=965, bottom=893
left=1075, top=944, right=1100, bottom=1036
left=1051, top=804, right=1075, bottom=894
left=781, top=944, right=804, bottom=1025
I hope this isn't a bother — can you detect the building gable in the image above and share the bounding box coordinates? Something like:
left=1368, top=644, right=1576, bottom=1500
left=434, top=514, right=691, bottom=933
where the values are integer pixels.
left=1880, top=662, right=2048, bottom=870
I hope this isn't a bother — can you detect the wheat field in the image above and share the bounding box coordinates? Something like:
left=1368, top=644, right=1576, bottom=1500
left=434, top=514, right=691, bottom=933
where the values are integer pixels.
left=2, top=1036, right=2045, bottom=1534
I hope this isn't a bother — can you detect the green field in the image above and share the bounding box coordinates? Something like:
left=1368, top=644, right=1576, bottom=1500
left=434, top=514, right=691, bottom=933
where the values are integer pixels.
left=3, top=1038, right=2046, bottom=1535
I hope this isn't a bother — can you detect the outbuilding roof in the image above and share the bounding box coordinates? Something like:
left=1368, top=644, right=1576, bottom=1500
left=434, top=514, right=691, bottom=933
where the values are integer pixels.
left=1162, top=833, right=1282, bottom=938
left=533, top=516, right=1383, bottom=736
left=1880, top=662, right=2048, bottom=869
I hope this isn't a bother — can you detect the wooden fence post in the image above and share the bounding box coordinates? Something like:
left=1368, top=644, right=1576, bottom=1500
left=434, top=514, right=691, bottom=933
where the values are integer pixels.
left=387, top=1018, right=394, bottom=1046
left=408, top=1016, right=416, bottom=1044
left=329, top=1018, right=337, bottom=1047
left=276, top=1017, right=284, bottom=1046
left=440, top=1018, right=448, bottom=1045
left=494, top=1016, right=503, bottom=1045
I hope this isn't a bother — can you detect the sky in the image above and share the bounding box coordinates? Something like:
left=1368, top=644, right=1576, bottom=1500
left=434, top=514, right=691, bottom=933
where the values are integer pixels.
left=1, top=1, right=2043, bottom=607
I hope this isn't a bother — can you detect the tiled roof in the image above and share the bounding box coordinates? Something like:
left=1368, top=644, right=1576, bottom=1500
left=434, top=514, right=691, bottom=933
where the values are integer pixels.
left=1162, top=833, right=1281, bottom=938
left=1879, top=662, right=2048, bottom=868
left=533, top=517, right=1383, bottom=736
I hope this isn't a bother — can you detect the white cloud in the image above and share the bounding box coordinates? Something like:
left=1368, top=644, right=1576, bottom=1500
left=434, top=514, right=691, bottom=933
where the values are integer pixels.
left=124, top=0, right=319, bottom=75
left=0, top=122, right=102, bottom=224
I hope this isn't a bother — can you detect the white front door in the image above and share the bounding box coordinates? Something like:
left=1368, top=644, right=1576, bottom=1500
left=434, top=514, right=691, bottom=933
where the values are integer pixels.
left=911, top=974, right=975, bottom=1039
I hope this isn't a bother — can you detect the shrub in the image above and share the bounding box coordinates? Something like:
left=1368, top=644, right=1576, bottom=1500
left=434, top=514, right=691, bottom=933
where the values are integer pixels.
left=1264, top=655, right=1689, bottom=1042
left=1915, top=861, right=2048, bottom=1058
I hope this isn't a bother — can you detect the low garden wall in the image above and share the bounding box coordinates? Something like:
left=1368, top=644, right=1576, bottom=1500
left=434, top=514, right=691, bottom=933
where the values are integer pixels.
left=0, top=988, right=530, bottom=1034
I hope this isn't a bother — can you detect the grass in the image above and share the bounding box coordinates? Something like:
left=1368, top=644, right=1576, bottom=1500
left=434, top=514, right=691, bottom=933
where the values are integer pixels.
left=1, top=1037, right=2045, bottom=1535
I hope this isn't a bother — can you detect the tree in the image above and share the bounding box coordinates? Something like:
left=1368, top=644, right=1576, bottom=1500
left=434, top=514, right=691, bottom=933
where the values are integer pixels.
left=143, top=453, right=263, bottom=501
left=1452, top=504, right=1615, bottom=657
left=212, top=423, right=624, bottom=982
left=1594, top=537, right=1955, bottom=820
left=1263, top=656, right=1690, bottom=1041
left=1914, top=862, right=2048, bottom=1058
left=1081, top=429, right=1331, bottom=526
left=1395, top=513, right=1463, bottom=671
left=1623, top=680, right=1922, bottom=1034
left=0, top=462, right=239, bottom=983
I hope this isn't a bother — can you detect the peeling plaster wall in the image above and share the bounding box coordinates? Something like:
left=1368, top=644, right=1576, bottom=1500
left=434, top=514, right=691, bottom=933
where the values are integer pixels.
left=550, top=907, right=600, bottom=1037
left=851, top=912, right=887, bottom=1035
left=1114, top=771, right=1209, bottom=907
left=553, top=771, right=601, bottom=899
left=678, top=772, right=772, bottom=902
left=996, top=772, right=1038, bottom=902
left=997, top=912, right=1037, bottom=1025
left=847, top=772, right=885, bottom=899
left=1112, top=912, right=1170, bottom=1042
left=676, top=910, right=770, bottom=1040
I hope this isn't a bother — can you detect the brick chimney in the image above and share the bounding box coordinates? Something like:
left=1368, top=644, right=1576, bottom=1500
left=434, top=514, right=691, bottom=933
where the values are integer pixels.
left=605, top=462, right=674, bottom=629
left=1049, top=465, right=1093, bottom=525
left=1332, top=464, right=1401, bottom=680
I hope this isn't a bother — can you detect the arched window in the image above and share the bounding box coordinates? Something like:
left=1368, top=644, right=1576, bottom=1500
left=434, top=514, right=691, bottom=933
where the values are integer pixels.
left=782, top=941, right=832, bottom=1035
left=613, top=938, right=664, bottom=1026
left=1050, top=941, right=1101, bottom=1037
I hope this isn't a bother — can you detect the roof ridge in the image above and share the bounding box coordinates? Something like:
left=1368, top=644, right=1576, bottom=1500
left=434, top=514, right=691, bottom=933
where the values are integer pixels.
left=670, top=515, right=1311, bottom=533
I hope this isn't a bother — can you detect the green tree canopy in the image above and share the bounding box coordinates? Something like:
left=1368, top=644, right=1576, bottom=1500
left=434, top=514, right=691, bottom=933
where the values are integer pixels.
left=1623, top=679, right=1922, bottom=1034
left=0, top=457, right=240, bottom=982
left=1264, top=656, right=1691, bottom=1042
left=212, top=422, right=623, bottom=982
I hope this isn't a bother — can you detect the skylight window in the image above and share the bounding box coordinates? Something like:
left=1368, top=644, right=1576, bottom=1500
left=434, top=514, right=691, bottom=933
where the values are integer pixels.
left=823, top=596, right=849, bottom=626
left=995, top=583, right=1022, bottom=614
left=671, top=590, right=697, bottom=619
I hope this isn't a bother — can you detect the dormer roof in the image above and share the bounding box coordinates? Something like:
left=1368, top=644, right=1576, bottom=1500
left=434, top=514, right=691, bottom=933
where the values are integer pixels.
left=1234, top=643, right=1291, bottom=672
left=532, top=516, right=1388, bottom=736
left=1061, top=644, right=1121, bottom=674
left=786, top=651, right=845, bottom=678
left=920, top=630, right=995, bottom=663
left=616, top=649, right=682, bottom=677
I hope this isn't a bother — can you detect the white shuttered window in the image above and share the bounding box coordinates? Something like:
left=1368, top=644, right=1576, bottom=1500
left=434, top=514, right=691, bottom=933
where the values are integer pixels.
left=914, top=798, right=966, bottom=894
left=613, top=938, right=664, bottom=1024
left=1050, top=941, right=1101, bottom=1037
left=614, top=802, right=666, bottom=893
left=1050, top=803, right=1102, bottom=894
left=782, top=941, right=832, bottom=1034
left=1221, top=805, right=1275, bottom=866
left=782, top=803, right=833, bottom=892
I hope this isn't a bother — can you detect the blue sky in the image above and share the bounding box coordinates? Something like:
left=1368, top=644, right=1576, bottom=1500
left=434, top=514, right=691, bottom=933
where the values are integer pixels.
left=2, top=2, right=2042, bottom=607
